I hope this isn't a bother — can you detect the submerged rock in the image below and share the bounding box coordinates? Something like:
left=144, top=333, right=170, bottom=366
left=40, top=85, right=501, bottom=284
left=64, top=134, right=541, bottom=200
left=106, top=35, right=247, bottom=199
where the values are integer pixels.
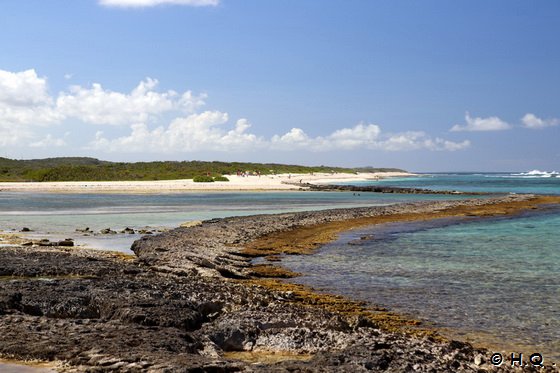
left=99, top=228, right=117, bottom=235
left=57, top=239, right=74, bottom=247
left=0, top=194, right=551, bottom=372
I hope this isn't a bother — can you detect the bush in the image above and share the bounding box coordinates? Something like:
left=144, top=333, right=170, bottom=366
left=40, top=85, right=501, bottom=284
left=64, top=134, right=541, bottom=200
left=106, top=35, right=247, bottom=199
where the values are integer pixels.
left=213, top=176, right=229, bottom=182
left=193, top=175, right=215, bottom=183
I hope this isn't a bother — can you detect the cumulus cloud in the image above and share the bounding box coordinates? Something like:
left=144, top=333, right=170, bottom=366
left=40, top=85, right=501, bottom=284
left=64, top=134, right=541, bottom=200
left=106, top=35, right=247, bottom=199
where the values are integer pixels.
left=0, top=69, right=61, bottom=127
left=0, top=68, right=470, bottom=155
left=0, top=68, right=207, bottom=147
left=375, top=132, right=470, bottom=152
left=57, top=78, right=205, bottom=125
left=271, top=123, right=381, bottom=151
left=521, top=113, right=559, bottom=129
left=0, top=69, right=63, bottom=147
left=0, top=69, right=50, bottom=105
left=450, top=112, right=511, bottom=132
left=29, top=134, right=67, bottom=148
left=91, top=119, right=470, bottom=153
left=98, top=0, right=219, bottom=8
left=0, top=124, right=33, bottom=147
left=89, top=111, right=264, bottom=152
left=270, top=125, right=469, bottom=152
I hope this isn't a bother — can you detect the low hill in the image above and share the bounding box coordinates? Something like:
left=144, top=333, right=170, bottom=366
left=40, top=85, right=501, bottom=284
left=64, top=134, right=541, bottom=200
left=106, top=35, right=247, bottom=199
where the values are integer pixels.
left=0, top=157, right=405, bottom=182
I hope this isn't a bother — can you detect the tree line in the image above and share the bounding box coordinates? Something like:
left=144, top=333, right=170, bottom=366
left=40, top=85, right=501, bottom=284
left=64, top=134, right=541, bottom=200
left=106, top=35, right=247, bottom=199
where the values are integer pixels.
left=0, top=157, right=404, bottom=182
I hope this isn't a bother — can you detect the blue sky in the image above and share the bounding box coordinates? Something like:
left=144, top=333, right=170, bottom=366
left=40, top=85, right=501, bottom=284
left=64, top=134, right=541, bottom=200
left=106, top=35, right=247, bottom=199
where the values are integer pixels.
left=1, top=0, right=559, bottom=171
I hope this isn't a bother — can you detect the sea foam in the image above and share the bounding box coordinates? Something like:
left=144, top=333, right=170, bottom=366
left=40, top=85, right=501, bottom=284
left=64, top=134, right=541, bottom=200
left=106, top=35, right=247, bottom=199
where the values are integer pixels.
left=512, top=170, right=559, bottom=178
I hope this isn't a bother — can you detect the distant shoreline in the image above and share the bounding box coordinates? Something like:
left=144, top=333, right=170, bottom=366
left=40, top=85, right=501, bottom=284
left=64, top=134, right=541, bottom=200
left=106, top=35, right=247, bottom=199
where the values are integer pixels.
left=0, top=172, right=415, bottom=193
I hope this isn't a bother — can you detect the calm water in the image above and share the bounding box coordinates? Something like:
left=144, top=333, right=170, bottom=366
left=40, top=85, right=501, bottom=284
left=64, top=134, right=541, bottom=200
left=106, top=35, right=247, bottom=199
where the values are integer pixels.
left=0, top=191, right=464, bottom=253
left=284, top=171, right=560, bottom=361
left=1, top=172, right=559, bottom=362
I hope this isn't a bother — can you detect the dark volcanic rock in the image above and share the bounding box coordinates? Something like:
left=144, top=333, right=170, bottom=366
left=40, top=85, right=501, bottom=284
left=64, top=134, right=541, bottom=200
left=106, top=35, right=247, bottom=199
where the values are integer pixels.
left=131, top=195, right=530, bottom=279
left=1, top=195, right=551, bottom=372
left=99, top=228, right=117, bottom=235
left=293, top=182, right=492, bottom=195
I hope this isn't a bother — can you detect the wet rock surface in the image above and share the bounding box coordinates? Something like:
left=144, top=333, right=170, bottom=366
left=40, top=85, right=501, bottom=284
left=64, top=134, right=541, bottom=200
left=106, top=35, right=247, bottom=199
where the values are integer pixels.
left=1, top=195, right=556, bottom=372
left=131, top=195, right=532, bottom=279
left=293, top=182, right=491, bottom=195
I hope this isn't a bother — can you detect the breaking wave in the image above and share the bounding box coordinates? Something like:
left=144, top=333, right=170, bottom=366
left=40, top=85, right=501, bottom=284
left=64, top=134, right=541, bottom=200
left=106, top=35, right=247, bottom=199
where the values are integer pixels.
left=511, top=170, right=559, bottom=178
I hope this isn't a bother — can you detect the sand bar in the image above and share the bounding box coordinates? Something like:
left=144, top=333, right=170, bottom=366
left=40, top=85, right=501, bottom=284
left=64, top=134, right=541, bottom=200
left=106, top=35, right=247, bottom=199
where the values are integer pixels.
left=0, top=172, right=414, bottom=193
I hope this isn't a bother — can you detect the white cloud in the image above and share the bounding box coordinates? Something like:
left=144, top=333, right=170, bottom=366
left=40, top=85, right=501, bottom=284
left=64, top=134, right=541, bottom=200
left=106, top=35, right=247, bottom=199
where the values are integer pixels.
left=0, top=124, right=33, bottom=147
left=0, top=71, right=206, bottom=128
left=434, top=138, right=471, bottom=151
left=56, top=78, right=205, bottom=125
left=521, top=113, right=559, bottom=129
left=450, top=112, right=511, bottom=132
left=29, top=134, right=67, bottom=148
left=0, top=69, right=61, bottom=127
left=271, top=128, right=312, bottom=148
left=271, top=123, right=382, bottom=151
left=375, top=131, right=470, bottom=152
left=89, top=111, right=264, bottom=152
left=329, top=123, right=382, bottom=149
left=98, top=0, right=219, bottom=8
left=270, top=125, right=469, bottom=152
left=0, top=69, right=51, bottom=106
left=0, top=68, right=470, bottom=155
left=91, top=120, right=469, bottom=154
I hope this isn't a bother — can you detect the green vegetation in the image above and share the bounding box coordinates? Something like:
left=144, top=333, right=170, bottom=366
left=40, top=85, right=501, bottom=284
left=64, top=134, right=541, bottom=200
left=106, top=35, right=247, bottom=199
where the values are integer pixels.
left=193, top=175, right=215, bottom=183
left=213, top=176, right=230, bottom=182
left=0, top=157, right=405, bottom=182
left=352, top=166, right=409, bottom=173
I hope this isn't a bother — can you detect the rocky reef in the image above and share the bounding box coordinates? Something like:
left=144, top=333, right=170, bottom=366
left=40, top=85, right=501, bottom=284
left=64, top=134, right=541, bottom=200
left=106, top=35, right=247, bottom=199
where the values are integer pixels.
left=1, top=194, right=558, bottom=372
left=292, top=182, right=490, bottom=195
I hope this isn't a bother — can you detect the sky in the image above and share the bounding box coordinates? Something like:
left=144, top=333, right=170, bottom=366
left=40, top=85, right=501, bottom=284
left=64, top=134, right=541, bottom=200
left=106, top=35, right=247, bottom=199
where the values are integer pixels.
left=0, top=0, right=559, bottom=171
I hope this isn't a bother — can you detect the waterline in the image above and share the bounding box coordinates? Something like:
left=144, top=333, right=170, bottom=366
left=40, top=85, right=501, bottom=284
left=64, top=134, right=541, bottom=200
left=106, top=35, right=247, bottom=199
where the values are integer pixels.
left=282, top=207, right=560, bottom=360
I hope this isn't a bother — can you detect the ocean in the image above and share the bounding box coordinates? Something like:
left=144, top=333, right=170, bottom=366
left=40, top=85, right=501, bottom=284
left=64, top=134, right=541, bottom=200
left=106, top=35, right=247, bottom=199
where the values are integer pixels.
left=1, top=171, right=558, bottom=362
left=349, top=170, right=560, bottom=195
left=282, top=170, right=560, bottom=361
left=0, top=190, right=465, bottom=253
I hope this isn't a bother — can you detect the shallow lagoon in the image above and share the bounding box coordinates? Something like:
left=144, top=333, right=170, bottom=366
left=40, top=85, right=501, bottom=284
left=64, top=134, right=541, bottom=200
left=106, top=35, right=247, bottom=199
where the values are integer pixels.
left=0, top=191, right=466, bottom=253
left=283, top=207, right=560, bottom=361
left=2, top=173, right=559, bottom=366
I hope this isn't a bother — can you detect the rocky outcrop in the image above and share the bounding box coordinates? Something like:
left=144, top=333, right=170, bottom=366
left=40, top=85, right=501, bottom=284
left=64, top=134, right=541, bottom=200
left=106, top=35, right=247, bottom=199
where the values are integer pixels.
left=295, top=182, right=490, bottom=195
left=1, top=194, right=556, bottom=372
left=0, top=245, right=513, bottom=372
left=131, top=194, right=532, bottom=278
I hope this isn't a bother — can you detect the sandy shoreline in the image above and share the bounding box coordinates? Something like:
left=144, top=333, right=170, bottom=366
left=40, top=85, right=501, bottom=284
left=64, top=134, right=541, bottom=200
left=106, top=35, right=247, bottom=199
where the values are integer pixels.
left=0, top=172, right=413, bottom=193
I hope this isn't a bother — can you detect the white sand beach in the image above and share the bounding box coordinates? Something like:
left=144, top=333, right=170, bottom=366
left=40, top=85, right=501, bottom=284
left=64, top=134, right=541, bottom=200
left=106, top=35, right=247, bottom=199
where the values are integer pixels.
left=0, top=172, right=414, bottom=193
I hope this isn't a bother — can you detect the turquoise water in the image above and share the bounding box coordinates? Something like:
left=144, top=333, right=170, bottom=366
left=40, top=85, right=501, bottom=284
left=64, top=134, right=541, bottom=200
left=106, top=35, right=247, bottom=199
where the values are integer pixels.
left=0, top=191, right=465, bottom=252
left=346, top=170, right=560, bottom=195
left=1, top=173, right=558, bottom=360
left=284, top=171, right=560, bottom=360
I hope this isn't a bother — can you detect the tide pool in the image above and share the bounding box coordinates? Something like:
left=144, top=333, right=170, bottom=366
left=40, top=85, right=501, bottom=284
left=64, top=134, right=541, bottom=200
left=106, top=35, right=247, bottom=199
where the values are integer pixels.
left=282, top=206, right=560, bottom=360
left=2, top=173, right=558, bottom=360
